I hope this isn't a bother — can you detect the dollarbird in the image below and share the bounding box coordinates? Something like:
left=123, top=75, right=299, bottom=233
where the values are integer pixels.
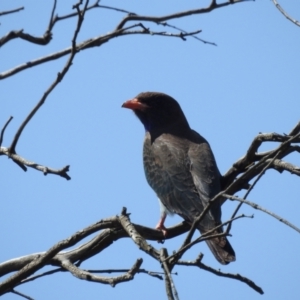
left=122, top=92, right=235, bottom=265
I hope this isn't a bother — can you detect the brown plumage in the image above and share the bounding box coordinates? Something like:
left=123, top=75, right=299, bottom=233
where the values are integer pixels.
left=122, top=92, right=235, bottom=264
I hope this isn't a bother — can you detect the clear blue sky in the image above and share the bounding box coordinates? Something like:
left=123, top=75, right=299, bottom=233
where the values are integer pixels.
left=1, top=0, right=300, bottom=299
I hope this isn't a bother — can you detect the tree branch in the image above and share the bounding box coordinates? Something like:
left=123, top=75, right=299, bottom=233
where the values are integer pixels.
left=177, top=254, right=264, bottom=295
left=223, top=194, right=300, bottom=234
left=0, top=116, right=13, bottom=148
left=0, top=0, right=249, bottom=80
left=0, top=7, right=24, bottom=17
left=272, top=0, right=300, bottom=27
left=0, top=147, right=71, bottom=179
left=160, top=248, right=179, bottom=300
left=115, top=0, right=246, bottom=30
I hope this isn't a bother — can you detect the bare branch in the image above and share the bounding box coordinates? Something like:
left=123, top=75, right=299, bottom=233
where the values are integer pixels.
left=222, top=126, right=300, bottom=199
left=0, top=237, right=75, bottom=295
left=223, top=131, right=300, bottom=188
left=160, top=249, right=179, bottom=300
left=0, top=1, right=91, bottom=180
left=0, top=25, right=200, bottom=80
left=223, top=194, right=300, bottom=234
left=0, top=215, right=188, bottom=280
left=46, top=0, right=57, bottom=33
left=272, top=0, right=300, bottom=27
left=0, top=219, right=123, bottom=294
left=0, top=213, right=189, bottom=296
left=11, top=289, right=34, bottom=300
left=9, top=1, right=88, bottom=154
left=58, top=257, right=143, bottom=287
left=288, top=121, right=300, bottom=136
left=271, top=158, right=300, bottom=176
left=0, top=116, right=13, bottom=148
left=159, top=22, right=216, bottom=46
left=0, top=7, right=24, bottom=17
left=228, top=135, right=286, bottom=219
left=98, top=4, right=134, bottom=15
left=177, top=255, right=264, bottom=295
left=119, top=207, right=160, bottom=260
left=224, top=130, right=300, bottom=227
left=21, top=267, right=164, bottom=285
left=0, top=207, right=270, bottom=297
left=0, top=147, right=71, bottom=179
left=0, top=30, right=52, bottom=47
left=115, top=0, right=246, bottom=30
left=167, top=214, right=250, bottom=264
left=88, top=268, right=164, bottom=280
left=0, top=0, right=250, bottom=80
left=18, top=268, right=62, bottom=285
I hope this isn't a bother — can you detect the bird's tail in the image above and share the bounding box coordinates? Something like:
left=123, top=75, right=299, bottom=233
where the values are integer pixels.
left=200, top=227, right=236, bottom=265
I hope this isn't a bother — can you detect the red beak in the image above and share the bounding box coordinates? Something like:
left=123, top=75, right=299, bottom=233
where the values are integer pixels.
left=122, top=98, right=148, bottom=111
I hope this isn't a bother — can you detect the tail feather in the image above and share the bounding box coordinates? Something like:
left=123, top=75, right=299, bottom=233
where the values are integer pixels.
left=201, top=229, right=236, bottom=265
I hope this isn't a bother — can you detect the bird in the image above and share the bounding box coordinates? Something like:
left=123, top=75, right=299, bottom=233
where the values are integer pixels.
left=122, top=91, right=235, bottom=265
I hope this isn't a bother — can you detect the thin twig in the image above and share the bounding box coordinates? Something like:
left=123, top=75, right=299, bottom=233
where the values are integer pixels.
left=116, top=0, right=246, bottom=30
left=177, top=254, right=264, bottom=295
left=0, top=116, right=13, bottom=148
left=0, top=0, right=249, bottom=79
left=159, top=22, right=216, bottom=46
left=0, top=147, right=70, bottom=179
left=11, top=289, right=34, bottom=300
left=160, top=249, right=178, bottom=300
left=0, top=7, right=24, bottom=17
left=59, top=258, right=143, bottom=287
left=227, top=132, right=300, bottom=224
left=47, top=0, right=57, bottom=32
left=223, top=194, right=300, bottom=234
left=272, top=0, right=300, bottom=27
left=8, top=0, right=89, bottom=155
left=167, top=214, right=250, bottom=264
left=118, top=207, right=160, bottom=260
left=88, top=268, right=164, bottom=280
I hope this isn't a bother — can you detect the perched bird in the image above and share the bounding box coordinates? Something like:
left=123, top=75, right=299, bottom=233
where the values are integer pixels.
left=122, top=92, right=235, bottom=265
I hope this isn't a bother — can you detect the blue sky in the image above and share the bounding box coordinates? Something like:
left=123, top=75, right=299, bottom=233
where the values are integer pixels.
left=1, top=0, right=300, bottom=299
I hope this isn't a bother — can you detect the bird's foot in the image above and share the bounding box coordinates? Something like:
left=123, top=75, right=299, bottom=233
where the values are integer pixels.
left=155, top=221, right=168, bottom=236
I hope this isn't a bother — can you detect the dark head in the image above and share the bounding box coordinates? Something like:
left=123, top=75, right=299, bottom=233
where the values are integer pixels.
left=122, top=92, right=190, bottom=138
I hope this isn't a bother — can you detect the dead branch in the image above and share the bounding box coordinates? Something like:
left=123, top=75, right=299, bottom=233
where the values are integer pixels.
left=119, top=207, right=161, bottom=260
left=177, top=255, right=264, bottom=295
left=223, top=194, right=300, bottom=234
left=115, top=0, right=246, bottom=30
left=0, top=207, right=263, bottom=297
left=0, top=146, right=71, bottom=179
left=0, top=116, right=13, bottom=148
left=160, top=248, right=179, bottom=300
left=58, top=257, right=143, bottom=287
left=0, top=0, right=91, bottom=179
left=222, top=122, right=300, bottom=195
left=166, top=214, right=252, bottom=266
left=9, top=0, right=88, bottom=155
left=0, top=215, right=188, bottom=278
left=272, top=0, right=300, bottom=27
left=0, top=7, right=24, bottom=17
left=1, top=1, right=299, bottom=298
left=0, top=25, right=202, bottom=80
left=11, top=289, right=33, bottom=300
left=0, top=0, right=248, bottom=79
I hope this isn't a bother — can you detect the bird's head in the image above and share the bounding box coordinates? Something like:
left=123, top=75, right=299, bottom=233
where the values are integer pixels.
left=122, top=92, right=190, bottom=137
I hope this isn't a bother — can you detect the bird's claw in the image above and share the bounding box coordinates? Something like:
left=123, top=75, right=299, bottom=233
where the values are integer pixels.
left=155, top=222, right=168, bottom=236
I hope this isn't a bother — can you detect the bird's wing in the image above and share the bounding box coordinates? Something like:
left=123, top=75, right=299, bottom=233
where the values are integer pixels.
left=187, top=138, right=222, bottom=227
left=187, top=132, right=236, bottom=263
left=143, top=132, right=207, bottom=223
